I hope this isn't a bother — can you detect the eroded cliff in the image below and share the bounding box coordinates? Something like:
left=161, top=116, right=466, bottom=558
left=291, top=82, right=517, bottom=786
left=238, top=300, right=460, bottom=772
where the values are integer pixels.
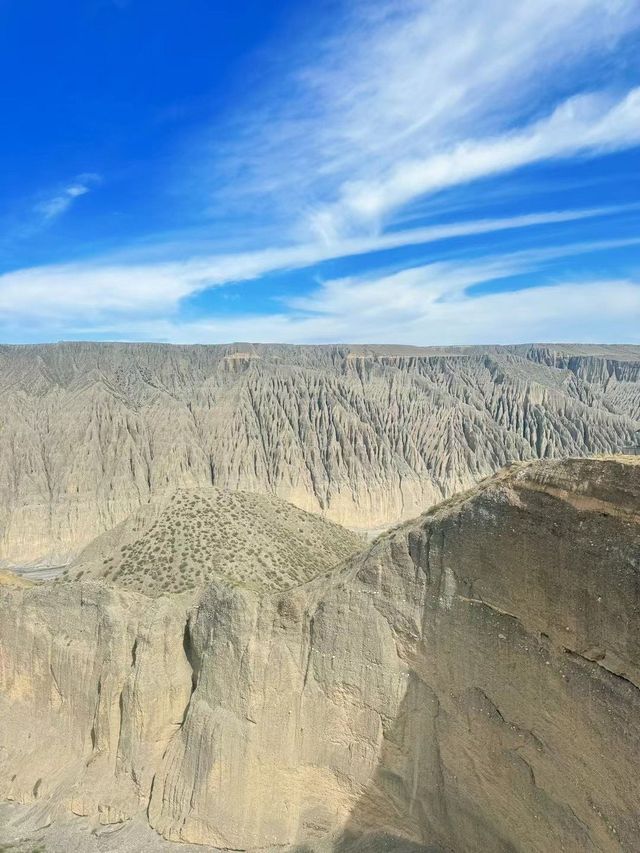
left=1, top=342, right=639, bottom=565
left=1, top=456, right=638, bottom=852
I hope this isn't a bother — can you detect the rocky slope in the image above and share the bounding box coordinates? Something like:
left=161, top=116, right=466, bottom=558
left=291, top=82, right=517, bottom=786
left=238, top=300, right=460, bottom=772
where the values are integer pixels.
left=68, top=486, right=362, bottom=595
left=1, top=456, right=638, bottom=852
left=1, top=342, right=639, bottom=567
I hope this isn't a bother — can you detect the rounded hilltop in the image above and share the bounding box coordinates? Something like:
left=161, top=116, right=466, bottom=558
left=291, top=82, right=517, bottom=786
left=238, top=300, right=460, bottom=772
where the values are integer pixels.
left=66, top=487, right=363, bottom=596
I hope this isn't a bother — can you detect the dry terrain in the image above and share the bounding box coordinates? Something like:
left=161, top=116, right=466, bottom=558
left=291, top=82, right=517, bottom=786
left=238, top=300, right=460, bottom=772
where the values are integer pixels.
left=68, top=487, right=362, bottom=595
left=1, top=456, right=638, bottom=852
left=1, top=341, right=639, bottom=567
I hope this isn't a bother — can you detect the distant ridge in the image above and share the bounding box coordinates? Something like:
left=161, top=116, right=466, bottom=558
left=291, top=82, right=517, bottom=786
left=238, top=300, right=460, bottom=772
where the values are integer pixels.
left=1, top=342, right=639, bottom=565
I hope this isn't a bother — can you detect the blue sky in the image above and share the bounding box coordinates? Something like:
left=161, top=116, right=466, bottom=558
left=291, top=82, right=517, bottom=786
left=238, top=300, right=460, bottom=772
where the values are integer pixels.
left=1, top=0, right=639, bottom=345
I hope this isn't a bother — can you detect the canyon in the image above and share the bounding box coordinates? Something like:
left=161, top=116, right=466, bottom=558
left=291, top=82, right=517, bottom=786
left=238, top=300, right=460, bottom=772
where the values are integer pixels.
left=1, top=342, right=639, bottom=567
left=1, top=455, right=638, bottom=852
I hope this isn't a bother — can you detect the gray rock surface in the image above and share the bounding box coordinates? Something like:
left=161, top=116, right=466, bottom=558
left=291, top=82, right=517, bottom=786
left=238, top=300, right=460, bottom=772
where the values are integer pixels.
left=1, top=342, right=639, bottom=566
left=1, top=456, right=638, bottom=851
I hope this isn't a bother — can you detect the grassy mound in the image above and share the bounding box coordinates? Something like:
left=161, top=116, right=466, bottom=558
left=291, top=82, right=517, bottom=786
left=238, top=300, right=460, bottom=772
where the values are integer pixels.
left=67, top=487, right=362, bottom=596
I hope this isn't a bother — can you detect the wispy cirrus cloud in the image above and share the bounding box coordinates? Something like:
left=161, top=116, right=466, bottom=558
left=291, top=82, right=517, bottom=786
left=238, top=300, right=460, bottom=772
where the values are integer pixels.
left=34, top=173, right=101, bottom=222
left=0, top=205, right=629, bottom=326
left=2, top=1, right=640, bottom=345
left=205, top=0, right=640, bottom=240
left=315, top=88, right=640, bottom=237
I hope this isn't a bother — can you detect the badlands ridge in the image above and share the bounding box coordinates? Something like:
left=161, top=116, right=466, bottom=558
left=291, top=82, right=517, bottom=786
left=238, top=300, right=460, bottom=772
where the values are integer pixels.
left=0, top=455, right=638, bottom=852
left=1, top=342, right=639, bottom=566
left=0, top=342, right=639, bottom=851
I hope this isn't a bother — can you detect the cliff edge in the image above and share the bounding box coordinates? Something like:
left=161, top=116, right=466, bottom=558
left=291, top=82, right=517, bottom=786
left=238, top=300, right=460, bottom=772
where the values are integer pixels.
left=0, top=456, right=638, bottom=852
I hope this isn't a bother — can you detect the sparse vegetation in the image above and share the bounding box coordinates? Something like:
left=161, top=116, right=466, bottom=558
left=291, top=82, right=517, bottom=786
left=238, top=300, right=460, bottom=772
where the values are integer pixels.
left=69, top=487, right=362, bottom=598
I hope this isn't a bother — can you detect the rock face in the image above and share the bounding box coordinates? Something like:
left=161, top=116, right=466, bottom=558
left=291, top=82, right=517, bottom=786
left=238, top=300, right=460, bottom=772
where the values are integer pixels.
left=1, top=456, right=638, bottom=852
left=1, top=341, right=639, bottom=565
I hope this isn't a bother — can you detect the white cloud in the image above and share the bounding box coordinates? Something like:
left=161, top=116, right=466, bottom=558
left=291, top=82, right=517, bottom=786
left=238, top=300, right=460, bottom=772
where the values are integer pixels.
left=279, top=247, right=640, bottom=345
left=3, top=232, right=638, bottom=346
left=78, top=278, right=640, bottom=347
left=35, top=173, right=101, bottom=222
left=207, top=0, right=640, bottom=239
left=322, top=89, right=640, bottom=235
left=3, top=1, right=640, bottom=346
left=0, top=206, right=628, bottom=325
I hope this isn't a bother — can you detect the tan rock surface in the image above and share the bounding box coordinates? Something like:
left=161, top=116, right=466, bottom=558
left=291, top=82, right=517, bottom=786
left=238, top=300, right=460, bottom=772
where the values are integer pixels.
left=1, top=342, right=639, bottom=565
left=0, top=569, right=33, bottom=588
left=1, top=456, right=638, bottom=851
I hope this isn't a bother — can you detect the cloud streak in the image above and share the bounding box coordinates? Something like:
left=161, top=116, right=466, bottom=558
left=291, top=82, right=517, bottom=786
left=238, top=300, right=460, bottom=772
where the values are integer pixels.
left=207, top=0, right=640, bottom=238
left=0, top=206, right=630, bottom=325
left=34, top=173, right=101, bottom=222
left=67, top=277, right=640, bottom=348
left=1, top=227, right=638, bottom=348
left=319, top=88, right=640, bottom=235
left=3, top=1, right=640, bottom=346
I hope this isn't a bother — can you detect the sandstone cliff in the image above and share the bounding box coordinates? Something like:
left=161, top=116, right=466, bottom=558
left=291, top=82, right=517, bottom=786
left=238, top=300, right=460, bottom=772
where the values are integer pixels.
left=1, top=342, right=639, bottom=566
left=1, top=456, right=638, bottom=852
